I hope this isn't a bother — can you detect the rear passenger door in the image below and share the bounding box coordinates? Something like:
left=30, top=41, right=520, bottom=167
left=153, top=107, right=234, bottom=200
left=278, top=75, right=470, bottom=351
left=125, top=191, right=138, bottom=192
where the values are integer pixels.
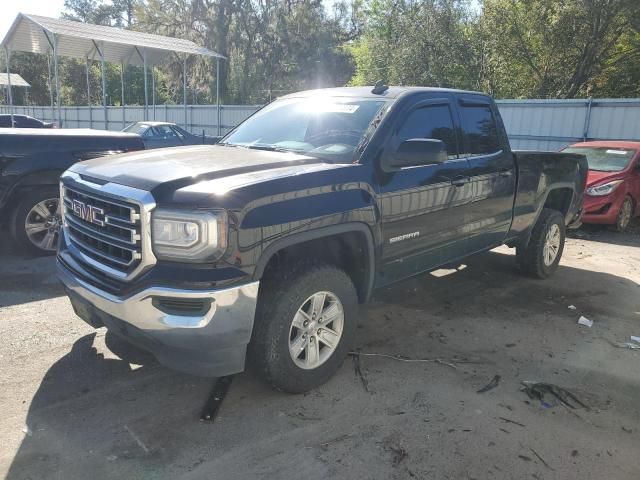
left=378, top=95, right=473, bottom=284
left=455, top=95, right=516, bottom=252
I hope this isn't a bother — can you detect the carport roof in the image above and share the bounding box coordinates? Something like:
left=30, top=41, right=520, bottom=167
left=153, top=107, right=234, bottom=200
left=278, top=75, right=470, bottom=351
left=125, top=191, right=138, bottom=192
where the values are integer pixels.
left=1, top=13, right=225, bottom=65
left=0, top=73, right=30, bottom=87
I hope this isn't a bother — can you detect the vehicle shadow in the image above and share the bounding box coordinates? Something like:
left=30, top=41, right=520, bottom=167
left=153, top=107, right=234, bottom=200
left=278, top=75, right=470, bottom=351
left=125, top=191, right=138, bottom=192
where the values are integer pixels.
left=5, top=332, right=214, bottom=480
left=567, top=220, right=640, bottom=248
left=6, top=250, right=640, bottom=479
left=0, top=234, right=62, bottom=307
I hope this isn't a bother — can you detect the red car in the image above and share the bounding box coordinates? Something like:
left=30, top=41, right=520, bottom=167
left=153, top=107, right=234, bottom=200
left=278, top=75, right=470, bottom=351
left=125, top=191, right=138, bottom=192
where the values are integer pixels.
left=562, top=141, right=640, bottom=232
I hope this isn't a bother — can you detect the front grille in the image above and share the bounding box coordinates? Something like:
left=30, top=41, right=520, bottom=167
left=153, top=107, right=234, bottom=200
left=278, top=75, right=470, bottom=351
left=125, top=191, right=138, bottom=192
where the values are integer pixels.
left=62, top=185, right=142, bottom=276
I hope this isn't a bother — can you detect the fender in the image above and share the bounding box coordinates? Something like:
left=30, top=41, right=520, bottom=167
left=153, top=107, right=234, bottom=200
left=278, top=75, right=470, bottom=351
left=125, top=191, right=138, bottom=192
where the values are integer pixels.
left=253, top=222, right=377, bottom=302
left=516, top=186, right=577, bottom=249
left=0, top=169, right=64, bottom=212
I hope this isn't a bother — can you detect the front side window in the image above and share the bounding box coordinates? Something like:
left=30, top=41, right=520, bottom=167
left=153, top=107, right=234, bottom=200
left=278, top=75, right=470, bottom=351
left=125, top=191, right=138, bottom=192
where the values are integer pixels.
left=562, top=147, right=636, bottom=172
left=222, top=97, right=387, bottom=162
left=460, top=104, right=500, bottom=155
left=172, top=126, right=188, bottom=139
left=156, top=125, right=177, bottom=138
left=396, top=104, right=458, bottom=159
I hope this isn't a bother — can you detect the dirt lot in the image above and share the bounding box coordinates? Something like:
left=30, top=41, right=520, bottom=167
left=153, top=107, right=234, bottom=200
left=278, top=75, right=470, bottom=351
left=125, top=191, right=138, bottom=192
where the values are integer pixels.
left=1, top=225, right=639, bottom=480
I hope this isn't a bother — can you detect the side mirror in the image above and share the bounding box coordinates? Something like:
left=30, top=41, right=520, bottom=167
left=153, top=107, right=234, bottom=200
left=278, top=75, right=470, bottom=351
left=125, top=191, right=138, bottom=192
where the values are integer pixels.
left=389, top=138, right=447, bottom=168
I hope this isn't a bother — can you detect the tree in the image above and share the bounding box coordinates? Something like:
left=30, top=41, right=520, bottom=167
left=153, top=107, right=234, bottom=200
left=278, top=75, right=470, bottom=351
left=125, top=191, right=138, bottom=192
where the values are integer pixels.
left=348, top=0, right=479, bottom=90
left=478, top=0, right=640, bottom=98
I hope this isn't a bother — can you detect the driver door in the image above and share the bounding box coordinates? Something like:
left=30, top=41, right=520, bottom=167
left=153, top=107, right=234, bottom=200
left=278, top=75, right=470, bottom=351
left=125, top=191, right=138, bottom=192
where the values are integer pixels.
left=378, top=96, right=473, bottom=285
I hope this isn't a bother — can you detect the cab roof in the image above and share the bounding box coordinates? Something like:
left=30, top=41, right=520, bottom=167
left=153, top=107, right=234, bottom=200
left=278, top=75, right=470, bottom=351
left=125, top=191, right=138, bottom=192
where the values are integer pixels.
left=280, top=86, right=490, bottom=100
left=568, top=140, right=640, bottom=150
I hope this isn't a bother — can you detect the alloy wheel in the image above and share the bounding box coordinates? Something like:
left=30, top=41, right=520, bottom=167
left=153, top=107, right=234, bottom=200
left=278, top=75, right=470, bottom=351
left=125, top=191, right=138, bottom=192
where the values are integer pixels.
left=617, top=199, right=632, bottom=231
left=288, top=291, right=344, bottom=370
left=543, top=223, right=561, bottom=267
left=24, top=198, right=61, bottom=252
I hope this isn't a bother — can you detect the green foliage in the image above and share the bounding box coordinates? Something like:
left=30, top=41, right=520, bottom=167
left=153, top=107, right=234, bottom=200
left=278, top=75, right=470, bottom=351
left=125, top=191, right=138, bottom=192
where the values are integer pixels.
left=348, top=0, right=479, bottom=89
left=477, top=0, right=639, bottom=98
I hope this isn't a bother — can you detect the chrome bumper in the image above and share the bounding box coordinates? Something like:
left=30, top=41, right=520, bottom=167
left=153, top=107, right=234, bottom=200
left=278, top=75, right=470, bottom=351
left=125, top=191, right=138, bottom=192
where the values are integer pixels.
left=57, top=259, right=259, bottom=377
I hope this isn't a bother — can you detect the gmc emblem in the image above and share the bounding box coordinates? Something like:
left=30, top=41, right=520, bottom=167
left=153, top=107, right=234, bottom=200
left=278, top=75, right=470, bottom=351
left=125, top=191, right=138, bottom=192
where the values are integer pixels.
left=71, top=199, right=105, bottom=226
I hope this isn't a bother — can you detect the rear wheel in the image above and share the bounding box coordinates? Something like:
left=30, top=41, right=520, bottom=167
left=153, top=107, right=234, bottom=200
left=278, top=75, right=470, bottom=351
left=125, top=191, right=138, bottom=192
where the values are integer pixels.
left=10, top=188, right=61, bottom=255
left=249, top=262, right=358, bottom=393
left=516, top=208, right=565, bottom=279
left=614, top=196, right=633, bottom=233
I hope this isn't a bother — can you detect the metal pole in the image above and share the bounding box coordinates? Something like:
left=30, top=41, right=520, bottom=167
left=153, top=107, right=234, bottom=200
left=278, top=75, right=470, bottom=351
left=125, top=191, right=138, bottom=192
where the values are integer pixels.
left=183, top=56, right=187, bottom=128
left=99, top=42, right=107, bottom=130
left=53, top=36, right=61, bottom=127
left=152, top=65, right=156, bottom=120
left=47, top=53, right=54, bottom=123
left=4, top=47, right=13, bottom=128
left=143, top=49, right=148, bottom=120
left=582, top=97, right=593, bottom=141
left=216, top=57, right=220, bottom=136
left=121, top=62, right=125, bottom=128
left=86, top=58, right=92, bottom=128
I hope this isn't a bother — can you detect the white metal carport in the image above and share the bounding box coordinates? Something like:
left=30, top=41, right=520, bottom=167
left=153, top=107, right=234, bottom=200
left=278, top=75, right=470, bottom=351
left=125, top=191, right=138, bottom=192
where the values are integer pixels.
left=1, top=13, right=225, bottom=133
left=0, top=73, right=30, bottom=121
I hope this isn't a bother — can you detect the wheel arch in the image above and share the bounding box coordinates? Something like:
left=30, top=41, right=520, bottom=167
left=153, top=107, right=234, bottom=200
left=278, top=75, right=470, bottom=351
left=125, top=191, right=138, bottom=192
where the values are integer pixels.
left=253, top=223, right=376, bottom=303
left=514, top=186, right=576, bottom=250
left=2, top=170, right=62, bottom=214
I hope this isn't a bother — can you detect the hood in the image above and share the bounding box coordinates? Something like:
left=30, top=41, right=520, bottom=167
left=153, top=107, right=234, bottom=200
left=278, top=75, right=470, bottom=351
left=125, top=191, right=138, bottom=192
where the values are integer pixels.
left=69, top=145, right=331, bottom=193
left=586, top=169, right=626, bottom=187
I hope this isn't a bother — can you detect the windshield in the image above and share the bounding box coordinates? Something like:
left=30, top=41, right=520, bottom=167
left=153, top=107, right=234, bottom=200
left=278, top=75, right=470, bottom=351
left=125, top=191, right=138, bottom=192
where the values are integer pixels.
left=562, top=146, right=636, bottom=172
left=222, top=97, right=387, bottom=162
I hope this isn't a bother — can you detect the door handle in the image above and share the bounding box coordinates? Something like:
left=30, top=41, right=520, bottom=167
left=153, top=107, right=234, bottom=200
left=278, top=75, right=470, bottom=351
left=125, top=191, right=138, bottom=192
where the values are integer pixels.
left=499, top=168, right=513, bottom=178
left=451, top=176, right=470, bottom=187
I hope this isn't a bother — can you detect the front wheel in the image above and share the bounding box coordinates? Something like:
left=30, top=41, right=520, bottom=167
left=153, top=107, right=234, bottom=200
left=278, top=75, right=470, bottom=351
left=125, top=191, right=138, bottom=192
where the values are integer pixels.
left=249, top=263, right=358, bottom=393
left=516, top=208, right=566, bottom=279
left=614, top=196, right=633, bottom=232
left=10, top=188, right=62, bottom=256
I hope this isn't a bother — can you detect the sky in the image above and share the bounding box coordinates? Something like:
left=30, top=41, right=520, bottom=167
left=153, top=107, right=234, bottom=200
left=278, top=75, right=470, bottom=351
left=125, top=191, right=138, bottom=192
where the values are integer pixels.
left=1, top=0, right=66, bottom=42
left=1, top=0, right=483, bottom=43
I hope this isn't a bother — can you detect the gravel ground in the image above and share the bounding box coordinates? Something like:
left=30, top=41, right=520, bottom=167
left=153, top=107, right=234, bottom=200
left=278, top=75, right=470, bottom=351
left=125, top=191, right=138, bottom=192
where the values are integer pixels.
left=1, top=224, right=639, bottom=480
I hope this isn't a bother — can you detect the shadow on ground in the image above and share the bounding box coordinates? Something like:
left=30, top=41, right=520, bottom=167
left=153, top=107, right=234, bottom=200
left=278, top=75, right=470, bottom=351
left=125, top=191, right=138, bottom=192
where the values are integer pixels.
left=568, top=219, right=640, bottom=248
left=0, top=235, right=61, bottom=307
left=6, top=249, right=640, bottom=479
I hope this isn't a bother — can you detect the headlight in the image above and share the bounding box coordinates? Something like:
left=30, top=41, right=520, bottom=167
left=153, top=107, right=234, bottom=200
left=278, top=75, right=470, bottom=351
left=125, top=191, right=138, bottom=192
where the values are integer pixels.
left=586, top=180, right=623, bottom=196
left=151, top=209, right=227, bottom=261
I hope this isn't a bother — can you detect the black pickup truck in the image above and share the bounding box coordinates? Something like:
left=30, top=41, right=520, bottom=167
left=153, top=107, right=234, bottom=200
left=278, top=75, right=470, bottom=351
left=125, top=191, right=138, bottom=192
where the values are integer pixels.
left=57, top=86, right=587, bottom=393
left=0, top=128, right=144, bottom=254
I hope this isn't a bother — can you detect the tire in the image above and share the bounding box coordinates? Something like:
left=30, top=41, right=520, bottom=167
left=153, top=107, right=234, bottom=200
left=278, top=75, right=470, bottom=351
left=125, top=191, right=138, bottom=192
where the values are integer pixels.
left=613, top=196, right=633, bottom=233
left=10, top=187, right=61, bottom=256
left=516, top=208, right=565, bottom=279
left=249, top=262, right=358, bottom=393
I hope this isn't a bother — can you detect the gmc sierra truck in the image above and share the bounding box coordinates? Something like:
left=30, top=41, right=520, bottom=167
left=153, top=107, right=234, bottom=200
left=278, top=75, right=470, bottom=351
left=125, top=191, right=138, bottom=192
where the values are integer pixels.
left=57, top=86, right=587, bottom=393
left=0, top=128, right=144, bottom=254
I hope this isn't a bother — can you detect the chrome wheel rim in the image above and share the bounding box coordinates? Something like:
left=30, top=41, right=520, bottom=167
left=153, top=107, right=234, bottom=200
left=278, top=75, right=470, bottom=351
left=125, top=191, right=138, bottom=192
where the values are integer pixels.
left=288, top=291, right=344, bottom=370
left=543, top=223, right=561, bottom=267
left=618, top=199, right=632, bottom=230
left=24, top=198, right=61, bottom=252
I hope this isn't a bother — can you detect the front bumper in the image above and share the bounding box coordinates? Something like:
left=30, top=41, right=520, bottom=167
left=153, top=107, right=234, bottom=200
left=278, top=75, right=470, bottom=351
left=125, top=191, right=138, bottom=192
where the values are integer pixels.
left=581, top=191, right=624, bottom=225
left=57, top=259, right=259, bottom=377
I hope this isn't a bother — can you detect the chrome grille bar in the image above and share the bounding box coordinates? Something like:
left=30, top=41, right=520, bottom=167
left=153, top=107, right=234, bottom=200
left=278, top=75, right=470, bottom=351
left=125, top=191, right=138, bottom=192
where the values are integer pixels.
left=67, top=230, right=139, bottom=267
left=60, top=171, right=156, bottom=282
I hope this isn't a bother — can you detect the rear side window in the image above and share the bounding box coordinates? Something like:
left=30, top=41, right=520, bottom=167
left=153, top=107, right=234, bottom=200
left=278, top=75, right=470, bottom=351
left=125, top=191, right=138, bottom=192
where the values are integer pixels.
left=396, top=104, right=458, bottom=158
left=17, top=117, right=39, bottom=128
left=459, top=103, right=500, bottom=155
